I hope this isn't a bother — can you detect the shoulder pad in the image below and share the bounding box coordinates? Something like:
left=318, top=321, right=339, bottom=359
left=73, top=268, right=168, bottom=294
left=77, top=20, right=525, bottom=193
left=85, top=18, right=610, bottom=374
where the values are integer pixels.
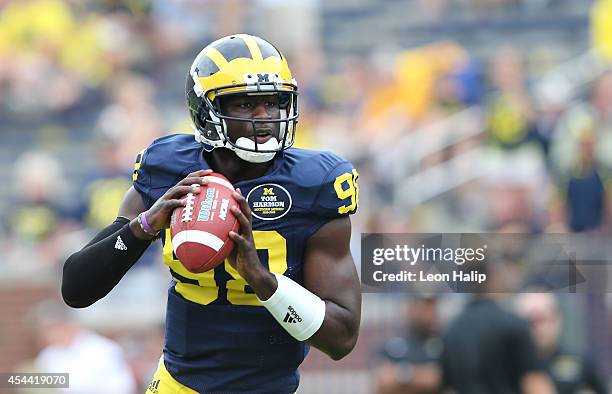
left=314, top=153, right=359, bottom=217
left=133, top=134, right=206, bottom=207
left=286, top=150, right=359, bottom=218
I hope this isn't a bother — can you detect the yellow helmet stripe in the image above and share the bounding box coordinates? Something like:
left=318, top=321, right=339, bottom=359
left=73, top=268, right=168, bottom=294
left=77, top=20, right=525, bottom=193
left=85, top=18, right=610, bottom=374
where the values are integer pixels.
left=240, top=35, right=263, bottom=62
left=205, top=47, right=229, bottom=69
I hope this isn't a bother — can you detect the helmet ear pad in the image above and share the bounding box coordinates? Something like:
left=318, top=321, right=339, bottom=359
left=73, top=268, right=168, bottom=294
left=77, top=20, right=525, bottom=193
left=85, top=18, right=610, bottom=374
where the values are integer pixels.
left=186, top=74, right=223, bottom=143
left=200, top=101, right=224, bottom=142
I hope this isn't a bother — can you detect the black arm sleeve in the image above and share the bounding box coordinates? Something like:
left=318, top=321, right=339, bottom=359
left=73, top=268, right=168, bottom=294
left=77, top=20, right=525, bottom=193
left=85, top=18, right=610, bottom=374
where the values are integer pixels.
left=61, top=217, right=152, bottom=308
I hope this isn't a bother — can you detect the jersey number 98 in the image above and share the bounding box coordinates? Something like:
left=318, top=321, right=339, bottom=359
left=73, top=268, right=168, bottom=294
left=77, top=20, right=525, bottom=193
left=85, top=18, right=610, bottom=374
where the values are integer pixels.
left=334, top=169, right=359, bottom=214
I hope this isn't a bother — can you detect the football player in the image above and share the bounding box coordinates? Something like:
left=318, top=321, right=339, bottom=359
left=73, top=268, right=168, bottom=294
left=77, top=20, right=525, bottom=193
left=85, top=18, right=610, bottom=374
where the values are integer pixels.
left=62, top=34, right=361, bottom=393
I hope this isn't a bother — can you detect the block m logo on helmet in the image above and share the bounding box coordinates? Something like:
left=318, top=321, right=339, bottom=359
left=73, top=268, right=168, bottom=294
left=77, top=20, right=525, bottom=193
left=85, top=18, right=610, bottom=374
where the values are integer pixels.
left=242, top=72, right=282, bottom=89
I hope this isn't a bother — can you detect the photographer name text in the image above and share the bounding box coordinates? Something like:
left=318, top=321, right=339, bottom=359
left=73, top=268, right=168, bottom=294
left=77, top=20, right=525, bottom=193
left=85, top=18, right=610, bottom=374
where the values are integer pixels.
left=372, top=270, right=487, bottom=284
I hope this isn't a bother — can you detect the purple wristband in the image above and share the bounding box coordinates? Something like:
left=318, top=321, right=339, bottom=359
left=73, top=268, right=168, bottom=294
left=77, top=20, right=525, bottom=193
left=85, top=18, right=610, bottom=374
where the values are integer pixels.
left=139, top=212, right=158, bottom=236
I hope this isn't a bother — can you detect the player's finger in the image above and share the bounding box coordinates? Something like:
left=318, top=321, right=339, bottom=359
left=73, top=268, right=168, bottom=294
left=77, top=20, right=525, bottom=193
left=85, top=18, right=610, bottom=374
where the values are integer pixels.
left=186, top=169, right=213, bottom=178
left=163, top=198, right=188, bottom=210
left=229, top=231, right=248, bottom=248
left=233, top=190, right=252, bottom=223
left=231, top=205, right=251, bottom=233
left=166, top=184, right=201, bottom=199
left=177, top=176, right=209, bottom=187
left=233, top=189, right=244, bottom=202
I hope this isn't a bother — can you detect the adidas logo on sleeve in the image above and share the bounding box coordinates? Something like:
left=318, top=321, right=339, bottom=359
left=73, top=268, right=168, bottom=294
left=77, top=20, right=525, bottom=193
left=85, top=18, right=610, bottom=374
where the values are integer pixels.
left=115, top=235, right=128, bottom=251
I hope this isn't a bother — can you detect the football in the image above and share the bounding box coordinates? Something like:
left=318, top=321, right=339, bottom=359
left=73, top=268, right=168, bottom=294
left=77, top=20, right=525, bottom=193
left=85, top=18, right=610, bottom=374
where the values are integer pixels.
left=170, top=173, right=239, bottom=273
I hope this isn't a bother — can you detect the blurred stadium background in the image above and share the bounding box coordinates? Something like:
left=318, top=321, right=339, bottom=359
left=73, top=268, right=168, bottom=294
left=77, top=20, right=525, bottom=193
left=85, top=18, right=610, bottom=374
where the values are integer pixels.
left=0, top=0, right=611, bottom=393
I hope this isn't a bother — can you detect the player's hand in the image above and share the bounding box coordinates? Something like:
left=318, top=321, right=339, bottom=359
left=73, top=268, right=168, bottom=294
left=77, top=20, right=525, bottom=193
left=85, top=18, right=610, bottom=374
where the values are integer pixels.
left=145, top=169, right=213, bottom=232
left=228, top=189, right=275, bottom=297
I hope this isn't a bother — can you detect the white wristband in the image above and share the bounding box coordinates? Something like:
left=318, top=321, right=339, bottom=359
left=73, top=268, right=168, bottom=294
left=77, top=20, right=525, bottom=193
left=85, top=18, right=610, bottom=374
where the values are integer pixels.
left=258, top=273, right=326, bottom=341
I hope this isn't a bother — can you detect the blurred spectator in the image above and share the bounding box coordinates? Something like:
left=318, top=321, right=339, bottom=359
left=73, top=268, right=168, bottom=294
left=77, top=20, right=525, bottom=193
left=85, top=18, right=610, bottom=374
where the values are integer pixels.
left=31, top=299, right=137, bottom=394
left=548, top=70, right=612, bottom=232
left=441, top=262, right=555, bottom=394
left=96, top=73, right=163, bottom=167
left=563, top=130, right=609, bottom=232
left=1, top=150, right=79, bottom=269
left=0, top=52, right=85, bottom=120
left=8, top=150, right=70, bottom=242
left=482, top=46, right=550, bottom=231
left=485, top=46, right=535, bottom=150
left=373, top=295, right=442, bottom=394
left=591, top=0, right=612, bottom=61
left=393, top=43, right=473, bottom=127
left=0, top=0, right=111, bottom=118
left=550, top=70, right=612, bottom=179
left=442, top=296, right=555, bottom=394
left=515, top=293, right=608, bottom=394
left=0, top=0, right=76, bottom=58
left=81, top=137, right=133, bottom=230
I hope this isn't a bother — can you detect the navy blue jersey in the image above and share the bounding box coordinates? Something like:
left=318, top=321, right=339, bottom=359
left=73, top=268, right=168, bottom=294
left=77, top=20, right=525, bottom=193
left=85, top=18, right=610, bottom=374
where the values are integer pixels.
left=133, top=134, right=358, bottom=393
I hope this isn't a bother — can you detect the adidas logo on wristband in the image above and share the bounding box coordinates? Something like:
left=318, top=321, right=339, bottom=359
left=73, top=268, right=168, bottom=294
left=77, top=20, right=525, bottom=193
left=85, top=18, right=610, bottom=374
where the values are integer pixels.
left=259, top=273, right=326, bottom=341
left=283, top=306, right=302, bottom=324
left=283, top=313, right=296, bottom=323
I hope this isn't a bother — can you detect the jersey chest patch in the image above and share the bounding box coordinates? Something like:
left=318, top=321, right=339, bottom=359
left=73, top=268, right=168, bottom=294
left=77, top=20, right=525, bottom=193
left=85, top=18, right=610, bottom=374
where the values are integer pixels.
left=247, top=183, right=292, bottom=221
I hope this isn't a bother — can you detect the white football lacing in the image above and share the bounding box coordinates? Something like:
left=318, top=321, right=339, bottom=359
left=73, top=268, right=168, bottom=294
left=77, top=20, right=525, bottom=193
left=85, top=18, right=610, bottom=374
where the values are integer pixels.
left=182, top=193, right=196, bottom=222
